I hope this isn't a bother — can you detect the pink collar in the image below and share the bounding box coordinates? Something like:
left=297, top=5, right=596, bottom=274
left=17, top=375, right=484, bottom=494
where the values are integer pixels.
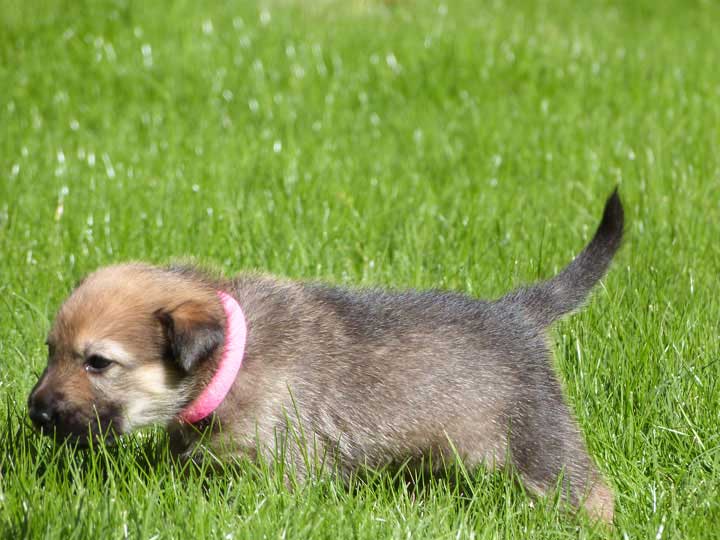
left=178, top=291, right=247, bottom=424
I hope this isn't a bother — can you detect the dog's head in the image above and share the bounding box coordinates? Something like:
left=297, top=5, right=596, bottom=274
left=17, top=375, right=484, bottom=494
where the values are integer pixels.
left=27, top=263, right=225, bottom=444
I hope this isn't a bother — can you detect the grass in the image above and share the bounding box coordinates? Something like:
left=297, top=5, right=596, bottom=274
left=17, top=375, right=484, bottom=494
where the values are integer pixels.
left=1, top=0, right=720, bottom=537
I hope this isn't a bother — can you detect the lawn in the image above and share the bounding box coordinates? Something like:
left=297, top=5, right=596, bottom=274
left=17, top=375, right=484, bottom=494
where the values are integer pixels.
left=2, top=0, right=720, bottom=537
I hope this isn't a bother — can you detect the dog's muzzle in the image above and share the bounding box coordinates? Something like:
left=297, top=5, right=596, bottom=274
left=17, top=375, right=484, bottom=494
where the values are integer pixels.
left=28, top=390, right=59, bottom=432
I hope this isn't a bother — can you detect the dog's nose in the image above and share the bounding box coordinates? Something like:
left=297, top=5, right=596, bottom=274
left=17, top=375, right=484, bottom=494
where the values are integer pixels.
left=28, top=395, right=55, bottom=431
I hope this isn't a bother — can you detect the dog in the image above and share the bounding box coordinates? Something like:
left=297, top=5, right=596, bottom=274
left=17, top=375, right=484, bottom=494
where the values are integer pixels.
left=28, top=190, right=623, bottom=522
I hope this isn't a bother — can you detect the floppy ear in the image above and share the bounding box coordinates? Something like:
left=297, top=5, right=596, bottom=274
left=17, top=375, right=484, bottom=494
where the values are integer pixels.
left=155, top=301, right=225, bottom=373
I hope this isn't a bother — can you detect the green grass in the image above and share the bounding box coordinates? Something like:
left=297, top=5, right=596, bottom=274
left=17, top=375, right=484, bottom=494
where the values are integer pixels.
left=2, top=0, right=720, bottom=537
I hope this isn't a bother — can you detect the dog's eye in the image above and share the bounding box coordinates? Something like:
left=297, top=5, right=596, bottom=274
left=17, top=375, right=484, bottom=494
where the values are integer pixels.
left=85, top=355, right=113, bottom=373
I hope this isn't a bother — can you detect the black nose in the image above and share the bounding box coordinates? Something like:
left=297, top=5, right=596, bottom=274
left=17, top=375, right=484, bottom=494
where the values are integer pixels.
left=28, top=395, right=55, bottom=431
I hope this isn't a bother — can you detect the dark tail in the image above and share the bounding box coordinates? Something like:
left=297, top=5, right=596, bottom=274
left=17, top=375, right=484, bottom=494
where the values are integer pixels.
left=502, top=189, right=624, bottom=327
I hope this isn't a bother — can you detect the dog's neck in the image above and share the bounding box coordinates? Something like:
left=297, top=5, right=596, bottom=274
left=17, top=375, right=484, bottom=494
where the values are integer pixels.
left=178, top=291, right=247, bottom=424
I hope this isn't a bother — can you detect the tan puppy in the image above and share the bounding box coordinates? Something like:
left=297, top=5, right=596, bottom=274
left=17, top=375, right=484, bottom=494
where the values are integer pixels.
left=28, top=191, right=623, bottom=522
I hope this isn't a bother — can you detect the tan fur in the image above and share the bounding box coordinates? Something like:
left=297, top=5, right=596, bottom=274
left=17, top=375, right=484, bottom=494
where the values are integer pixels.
left=584, top=481, right=615, bottom=523
left=33, top=264, right=219, bottom=437
left=122, top=363, right=186, bottom=430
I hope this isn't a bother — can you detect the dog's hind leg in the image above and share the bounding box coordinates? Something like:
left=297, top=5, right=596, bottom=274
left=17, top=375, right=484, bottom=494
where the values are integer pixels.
left=509, top=391, right=614, bottom=523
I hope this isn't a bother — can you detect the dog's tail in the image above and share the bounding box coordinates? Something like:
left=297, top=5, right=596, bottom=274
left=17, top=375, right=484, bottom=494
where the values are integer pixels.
left=501, top=189, right=624, bottom=327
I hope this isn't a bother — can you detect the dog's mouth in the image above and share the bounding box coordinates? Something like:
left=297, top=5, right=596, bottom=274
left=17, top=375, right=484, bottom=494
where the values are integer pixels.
left=31, top=403, right=124, bottom=447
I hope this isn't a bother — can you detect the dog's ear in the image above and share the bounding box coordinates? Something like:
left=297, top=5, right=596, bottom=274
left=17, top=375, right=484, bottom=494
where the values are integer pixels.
left=155, top=301, right=225, bottom=373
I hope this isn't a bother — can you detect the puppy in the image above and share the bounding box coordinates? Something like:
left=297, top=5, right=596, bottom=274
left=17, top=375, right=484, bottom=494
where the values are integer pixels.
left=28, top=190, right=623, bottom=522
